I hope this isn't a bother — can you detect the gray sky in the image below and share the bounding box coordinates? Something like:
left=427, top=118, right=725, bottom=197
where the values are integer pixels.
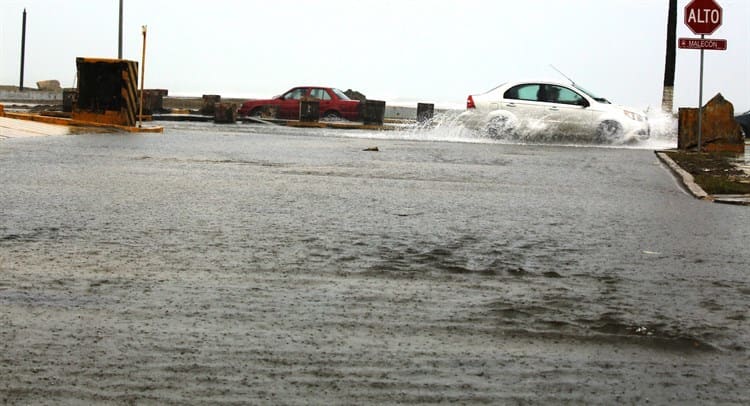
left=1, top=0, right=748, bottom=111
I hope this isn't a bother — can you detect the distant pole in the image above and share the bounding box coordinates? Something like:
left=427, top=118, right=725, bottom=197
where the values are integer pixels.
left=661, top=0, right=677, bottom=113
left=118, top=0, right=123, bottom=59
left=697, top=34, right=705, bottom=152
left=19, top=9, right=27, bottom=91
left=139, top=25, right=147, bottom=128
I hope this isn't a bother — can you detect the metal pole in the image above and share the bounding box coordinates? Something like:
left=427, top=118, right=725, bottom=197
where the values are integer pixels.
left=118, top=0, right=123, bottom=59
left=139, top=25, right=147, bottom=128
left=19, top=9, right=27, bottom=91
left=697, top=34, right=705, bottom=152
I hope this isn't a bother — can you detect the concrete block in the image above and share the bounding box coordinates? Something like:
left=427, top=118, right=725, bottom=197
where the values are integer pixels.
left=201, top=95, right=221, bottom=116
left=139, top=89, right=168, bottom=115
left=73, top=57, right=139, bottom=127
left=62, top=88, right=77, bottom=113
left=300, top=100, right=319, bottom=122
left=417, top=103, right=434, bottom=122
left=214, top=102, right=237, bottom=123
left=37, top=80, right=61, bottom=91
left=361, top=100, right=385, bottom=125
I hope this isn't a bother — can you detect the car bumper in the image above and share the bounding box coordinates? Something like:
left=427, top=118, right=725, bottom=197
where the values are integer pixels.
left=623, top=120, right=651, bottom=140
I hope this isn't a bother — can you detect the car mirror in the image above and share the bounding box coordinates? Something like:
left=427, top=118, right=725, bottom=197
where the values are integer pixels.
left=578, top=99, right=590, bottom=108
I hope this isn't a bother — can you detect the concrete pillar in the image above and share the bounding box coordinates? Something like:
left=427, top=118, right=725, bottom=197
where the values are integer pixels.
left=417, top=103, right=434, bottom=123
left=214, top=102, right=238, bottom=124
left=140, top=89, right=168, bottom=115
left=73, top=57, right=139, bottom=126
left=62, top=88, right=77, bottom=113
left=300, top=100, right=319, bottom=122
left=201, top=95, right=221, bottom=116
left=361, top=100, right=385, bottom=125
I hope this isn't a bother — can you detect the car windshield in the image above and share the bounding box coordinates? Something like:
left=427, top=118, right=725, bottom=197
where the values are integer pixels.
left=331, top=88, right=351, bottom=100
left=572, top=84, right=610, bottom=104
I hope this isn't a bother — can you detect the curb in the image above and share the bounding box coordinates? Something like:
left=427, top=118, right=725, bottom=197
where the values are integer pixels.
left=655, top=151, right=712, bottom=201
left=657, top=151, right=750, bottom=206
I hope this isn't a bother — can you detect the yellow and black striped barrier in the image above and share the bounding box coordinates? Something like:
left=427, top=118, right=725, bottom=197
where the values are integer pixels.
left=71, top=57, right=160, bottom=132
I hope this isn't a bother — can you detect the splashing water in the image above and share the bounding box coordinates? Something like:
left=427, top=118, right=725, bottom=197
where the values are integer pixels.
left=382, top=109, right=679, bottom=150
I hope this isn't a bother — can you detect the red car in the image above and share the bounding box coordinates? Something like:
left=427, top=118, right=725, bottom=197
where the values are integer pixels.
left=238, top=86, right=361, bottom=121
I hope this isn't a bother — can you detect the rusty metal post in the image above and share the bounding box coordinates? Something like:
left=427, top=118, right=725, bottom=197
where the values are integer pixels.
left=19, top=9, right=27, bottom=91
left=697, top=34, right=705, bottom=151
left=139, top=25, right=147, bottom=128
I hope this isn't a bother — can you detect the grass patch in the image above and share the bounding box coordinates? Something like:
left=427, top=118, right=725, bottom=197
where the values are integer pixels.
left=664, top=151, right=750, bottom=195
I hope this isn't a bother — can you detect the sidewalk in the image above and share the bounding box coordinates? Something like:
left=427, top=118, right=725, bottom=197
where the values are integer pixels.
left=0, top=116, right=69, bottom=138
left=657, top=145, right=750, bottom=206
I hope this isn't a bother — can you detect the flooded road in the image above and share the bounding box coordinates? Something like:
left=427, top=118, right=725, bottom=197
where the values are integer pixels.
left=1, top=121, right=749, bottom=404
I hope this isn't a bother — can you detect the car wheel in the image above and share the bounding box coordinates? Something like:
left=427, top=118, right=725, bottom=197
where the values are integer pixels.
left=485, top=116, right=511, bottom=137
left=596, top=120, right=623, bottom=142
left=249, top=107, right=263, bottom=117
left=322, top=111, right=341, bottom=121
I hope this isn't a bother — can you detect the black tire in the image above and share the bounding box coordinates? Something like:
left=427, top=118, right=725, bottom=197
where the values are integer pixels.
left=596, top=120, right=623, bottom=142
left=485, top=116, right=512, bottom=137
left=248, top=107, right=263, bottom=118
left=322, top=110, right=341, bottom=121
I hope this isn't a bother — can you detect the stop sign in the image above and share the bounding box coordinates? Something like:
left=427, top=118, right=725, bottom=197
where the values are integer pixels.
left=684, top=0, right=723, bottom=35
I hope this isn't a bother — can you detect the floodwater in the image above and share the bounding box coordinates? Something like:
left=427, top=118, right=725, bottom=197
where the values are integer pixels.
left=1, top=117, right=749, bottom=404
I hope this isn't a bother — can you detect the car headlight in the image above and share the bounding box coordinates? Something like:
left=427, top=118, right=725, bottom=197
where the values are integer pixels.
left=623, top=110, right=644, bottom=122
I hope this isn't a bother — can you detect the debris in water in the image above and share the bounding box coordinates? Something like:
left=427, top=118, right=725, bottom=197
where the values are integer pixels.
left=363, top=146, right=379, bottom=152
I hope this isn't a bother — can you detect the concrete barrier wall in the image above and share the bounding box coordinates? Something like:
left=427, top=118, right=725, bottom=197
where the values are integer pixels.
left=0, top=90, right=61, bottom=102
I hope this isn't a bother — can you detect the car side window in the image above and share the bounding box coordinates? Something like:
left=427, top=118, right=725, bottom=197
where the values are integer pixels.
left=546, top=85, right=585, bottom=105
left=284, top=88, right=307, bottom=100
left=310, top=88, right=332, bottom=100
left=504, top=84, right=541, bottom=102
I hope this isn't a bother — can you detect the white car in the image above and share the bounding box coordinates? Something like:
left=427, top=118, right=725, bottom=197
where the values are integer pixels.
left=458, top=80, right=650, bottom=143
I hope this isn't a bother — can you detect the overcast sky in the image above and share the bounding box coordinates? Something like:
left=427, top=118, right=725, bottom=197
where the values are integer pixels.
left=1, top=0, right=748, bottom=111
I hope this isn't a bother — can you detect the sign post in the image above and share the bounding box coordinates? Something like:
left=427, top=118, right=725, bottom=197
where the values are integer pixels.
left=681, top=0, right=724, bottom=152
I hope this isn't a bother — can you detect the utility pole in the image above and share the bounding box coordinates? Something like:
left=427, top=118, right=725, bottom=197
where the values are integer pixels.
left=19, top=9, right=27, bottom=91
left=661, top=0, right=677, bottom=113
left=139, top=25, right=147, bottom=128
left=118, top=0, right=123, bottom=59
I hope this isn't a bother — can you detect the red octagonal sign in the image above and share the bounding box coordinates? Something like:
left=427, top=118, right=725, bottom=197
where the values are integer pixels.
left=685, top=0, right=723, bottom=35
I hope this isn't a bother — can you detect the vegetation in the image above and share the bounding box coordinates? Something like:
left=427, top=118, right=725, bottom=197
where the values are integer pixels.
left=665, top=151, right=750, bottom=195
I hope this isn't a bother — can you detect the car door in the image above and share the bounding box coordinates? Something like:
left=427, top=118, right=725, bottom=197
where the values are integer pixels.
left=310, top=88, right=334, bottom=114
left=501, top=83, right=550, bottom=129
left=541, top=85, right=593, bottom=135
left=279, top=87, right=308, bottom=119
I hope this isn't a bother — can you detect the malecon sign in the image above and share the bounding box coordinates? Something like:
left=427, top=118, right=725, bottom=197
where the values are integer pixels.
left=684, top=0, right=723, bottom=35
left=681, top=0, right=726, bottom=151
left=678, top=38, right=727, bottom=50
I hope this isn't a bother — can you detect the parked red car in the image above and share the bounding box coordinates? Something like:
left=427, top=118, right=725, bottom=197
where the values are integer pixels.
left=238, top=86, right=361, bottom=121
